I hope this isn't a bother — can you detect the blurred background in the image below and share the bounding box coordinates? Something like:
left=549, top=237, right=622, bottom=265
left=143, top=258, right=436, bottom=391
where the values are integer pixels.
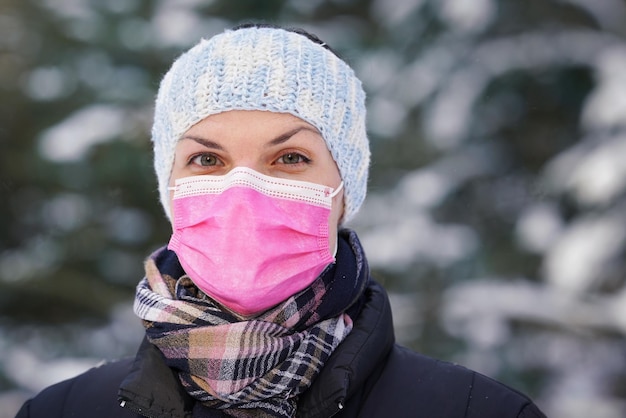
left=1, top=0, right=626, bottom=416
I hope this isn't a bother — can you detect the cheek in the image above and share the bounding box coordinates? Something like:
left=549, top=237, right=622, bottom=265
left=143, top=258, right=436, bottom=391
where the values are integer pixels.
left=326, top=194, right=343, bottom=256
left=329, top=192, right=344, bottom=228
left=168, top=175, right=180, bottom=230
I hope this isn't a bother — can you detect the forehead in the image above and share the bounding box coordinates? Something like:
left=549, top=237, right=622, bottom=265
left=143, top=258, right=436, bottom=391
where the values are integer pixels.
left=183, top=110, right=326, bottom=145
left=186, top=110, right=317, bottom=130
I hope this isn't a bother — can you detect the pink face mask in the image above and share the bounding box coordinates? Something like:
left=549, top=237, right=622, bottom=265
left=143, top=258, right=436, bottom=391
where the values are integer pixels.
left=168, top=167, right=343, bottom=316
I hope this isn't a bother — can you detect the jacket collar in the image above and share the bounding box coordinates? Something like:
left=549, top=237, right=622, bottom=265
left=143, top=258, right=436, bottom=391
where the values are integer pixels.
left=296, top=281, right=395, bottom=418
left=118, top=337, right=195, bottom=418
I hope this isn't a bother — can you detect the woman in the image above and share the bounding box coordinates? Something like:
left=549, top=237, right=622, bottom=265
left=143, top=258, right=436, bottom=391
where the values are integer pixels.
left=16, top=24, right=546, bottom=418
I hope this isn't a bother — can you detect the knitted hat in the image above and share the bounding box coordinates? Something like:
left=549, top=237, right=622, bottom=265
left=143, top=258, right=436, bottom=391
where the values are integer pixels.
left=152, top=26, right=370, bottom=222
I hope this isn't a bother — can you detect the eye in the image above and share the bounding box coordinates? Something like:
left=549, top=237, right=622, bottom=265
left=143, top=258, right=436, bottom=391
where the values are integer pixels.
left=190, top=153, right=220, bottom=167
left=277, top=152, right=311, bottom=165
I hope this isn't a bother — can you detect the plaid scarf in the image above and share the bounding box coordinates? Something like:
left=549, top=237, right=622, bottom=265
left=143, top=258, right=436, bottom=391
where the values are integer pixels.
left=133, top=234, right=364, bottom=418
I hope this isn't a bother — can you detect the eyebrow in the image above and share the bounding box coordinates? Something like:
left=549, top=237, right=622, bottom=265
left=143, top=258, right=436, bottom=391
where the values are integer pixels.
left=265, top=126, right=319, bottom=148
left=180, top=125, right=319, bottom=150
left=180, top=136, right=225, bottom=150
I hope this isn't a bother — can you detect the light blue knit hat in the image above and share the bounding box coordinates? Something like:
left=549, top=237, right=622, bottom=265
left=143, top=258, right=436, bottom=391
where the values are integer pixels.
left=152, top=26, right=369, bottom=222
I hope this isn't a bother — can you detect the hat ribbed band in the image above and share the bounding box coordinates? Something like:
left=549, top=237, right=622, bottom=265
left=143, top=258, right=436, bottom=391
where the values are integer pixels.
left=152, top=27, right=369, bottom=222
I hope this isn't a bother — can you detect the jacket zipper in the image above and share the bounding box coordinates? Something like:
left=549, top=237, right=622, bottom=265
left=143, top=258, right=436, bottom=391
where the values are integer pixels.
left=119, top=399, right=162, bottom=418
left=327, top=398, right=345, bottom=417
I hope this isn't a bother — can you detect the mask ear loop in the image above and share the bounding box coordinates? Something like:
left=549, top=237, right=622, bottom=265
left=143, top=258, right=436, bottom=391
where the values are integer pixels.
left=328, top=181, right=344, bottom=198
left=328, top=181, right=344, bottom=258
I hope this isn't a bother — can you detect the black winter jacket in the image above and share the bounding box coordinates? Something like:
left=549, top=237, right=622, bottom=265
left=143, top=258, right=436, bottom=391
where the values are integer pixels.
left=16, top=281, right=546, bottom=418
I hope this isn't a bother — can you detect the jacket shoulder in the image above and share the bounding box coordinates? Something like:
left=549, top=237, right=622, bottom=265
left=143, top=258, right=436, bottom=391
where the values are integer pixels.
left=16, top=358, right=137, bottom=418
left=360, top=345, right=545, bottom=418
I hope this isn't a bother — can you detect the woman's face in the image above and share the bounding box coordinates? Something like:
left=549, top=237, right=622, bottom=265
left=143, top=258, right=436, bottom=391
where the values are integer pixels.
left=170, top=110, right=344, bottom=252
